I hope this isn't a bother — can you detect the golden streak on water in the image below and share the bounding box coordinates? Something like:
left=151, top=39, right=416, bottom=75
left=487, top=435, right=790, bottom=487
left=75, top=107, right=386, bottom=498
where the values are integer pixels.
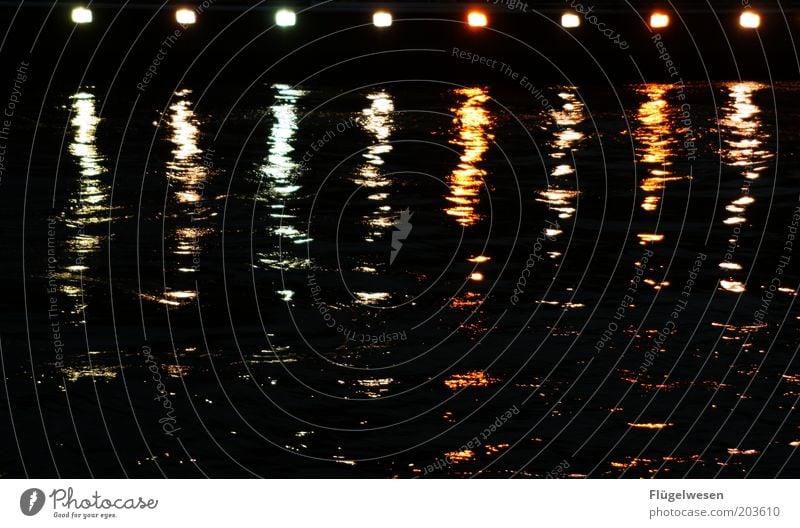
left=445, top=87, right=493, bottom=227
left=632, top=85, right=688, bottom=255
left=628, top=422, right=673, bottom=429
left=635, top=85, right=674, bottom=166
left=62, top=366, right=118, bottom=382
left=641, top=195, right=660, bottom=211
left=552, top=91, right=585, bottom=149
left=444, top=449, right=475, bottom=463
left=633, top=85, right=689, bottom=232
left=640, top=175, right=685, bottom=192
left=484, top=443, right=510, bottom=455
left=637, top=233, right=665, bottom=244
left=444, top=370, right=497, bottom=390
left=451, top=291, right=482, bottom=309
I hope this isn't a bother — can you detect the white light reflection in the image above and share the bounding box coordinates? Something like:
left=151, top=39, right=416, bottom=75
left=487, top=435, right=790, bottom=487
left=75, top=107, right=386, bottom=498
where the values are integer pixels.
left=62, top=90, right=108, bottom=317
left=718, top=83, right=771, bottom=292
left=160, top=89, right=210, bottom=304
left=353, top=90, right=398, bottom=248
left=256, top=84, right=312, bottom=271
left=537, top=90, right=583, bottom=223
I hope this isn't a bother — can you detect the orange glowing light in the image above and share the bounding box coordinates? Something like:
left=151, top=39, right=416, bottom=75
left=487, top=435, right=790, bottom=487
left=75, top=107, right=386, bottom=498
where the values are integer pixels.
left=467, top=11, right=488, bottom=27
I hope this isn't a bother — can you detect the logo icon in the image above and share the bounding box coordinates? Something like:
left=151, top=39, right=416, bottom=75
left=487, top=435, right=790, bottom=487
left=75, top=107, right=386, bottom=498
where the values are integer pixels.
left=390, top=208, right=413, bottom=265
left=20, top=488, right=45, bottom=516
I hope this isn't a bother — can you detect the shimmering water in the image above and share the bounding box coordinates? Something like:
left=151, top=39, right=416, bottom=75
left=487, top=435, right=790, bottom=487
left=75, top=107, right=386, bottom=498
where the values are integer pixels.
left=2, top=80, right=799, bottom=477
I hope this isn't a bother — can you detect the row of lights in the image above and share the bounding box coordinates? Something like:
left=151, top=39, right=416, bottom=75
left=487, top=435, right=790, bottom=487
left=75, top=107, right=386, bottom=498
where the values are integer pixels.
left=70, top=7, right=764, bottom=30
left=71, top=6, right=378, bottom=28
left=507, top=10, right=761, bottom=30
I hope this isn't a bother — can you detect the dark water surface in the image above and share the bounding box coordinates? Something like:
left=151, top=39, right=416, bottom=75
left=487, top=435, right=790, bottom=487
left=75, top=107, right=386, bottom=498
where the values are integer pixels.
left=2, top=80, right=799, bottom=477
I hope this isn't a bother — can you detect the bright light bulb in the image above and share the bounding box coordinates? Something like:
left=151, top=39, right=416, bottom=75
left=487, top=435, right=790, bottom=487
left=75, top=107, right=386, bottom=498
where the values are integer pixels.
left=175, top=8, right=196, bottom=25
left=650, top=12, right=670, bottom=28
left=71, top=7, right=92, bottom=24
left=373, top=11, right=392, bottom=28
left=740, top=10, right=760, bottom=28
left=467, top=11, right=488, bottom=28
left=561, top=13, right=581, bottom=28
left=276, top=9, right=297, bottom=27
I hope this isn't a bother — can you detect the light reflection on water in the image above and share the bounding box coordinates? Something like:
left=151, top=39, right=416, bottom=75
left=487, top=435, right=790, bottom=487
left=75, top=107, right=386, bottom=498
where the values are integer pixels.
left=354, top=377, right=394, bottom=398
left=159, top=89, right=211, bottom=305
left=718, top=82, right=772, bottom=293
left=443, top=370, right=497, bottom=390
left=46, top=82, right=793, bottom=475
left=259, top=84, right=306, bottom=200
left=633, top=84, right=689, bottom=234
left=62, top=91, right=108, bottom=319
left=439, top=88, right=495, bottom=334
left=57, top=89, right=119, bottom=381
left=537, top=89, right=582, bottom=223
left=445, top=87, right=493, bottom=227
left=356, top=90, right=396, bottom=252
left=256, top=84, right=312, bottom=272
left=67, top=92, right=107, bottom=255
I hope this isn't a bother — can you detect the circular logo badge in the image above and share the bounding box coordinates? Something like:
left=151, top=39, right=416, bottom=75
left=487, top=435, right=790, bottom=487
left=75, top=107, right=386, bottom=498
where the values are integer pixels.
left=20, top=488, right=45, bottom=516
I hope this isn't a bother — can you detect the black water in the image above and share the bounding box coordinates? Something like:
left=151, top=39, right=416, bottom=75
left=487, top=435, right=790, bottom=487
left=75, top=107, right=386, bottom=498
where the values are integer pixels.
left=1, top=80, right=799, bottom=477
